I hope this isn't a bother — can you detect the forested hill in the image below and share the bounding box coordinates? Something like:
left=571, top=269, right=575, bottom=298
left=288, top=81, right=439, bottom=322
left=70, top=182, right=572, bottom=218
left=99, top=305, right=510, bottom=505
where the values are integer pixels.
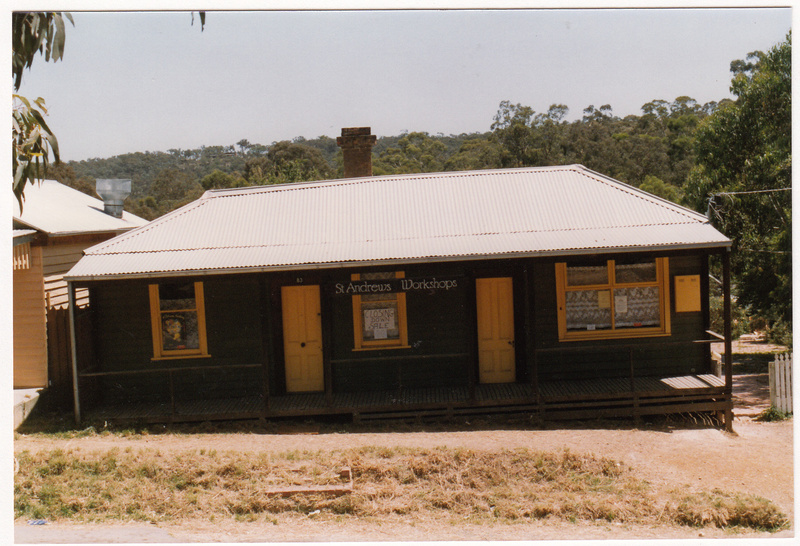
left=53, top=96, right=715, bottom=221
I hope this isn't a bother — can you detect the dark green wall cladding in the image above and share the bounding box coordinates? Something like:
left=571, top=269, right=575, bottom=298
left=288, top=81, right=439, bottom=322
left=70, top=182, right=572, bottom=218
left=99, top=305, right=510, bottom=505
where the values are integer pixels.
left=204, top=275, right=263, bottom=362
left=91, top=282, right=153, bottom=372
left=83, top=251, right=715, bottom=406
left=88, top=274, right=265, bottom=406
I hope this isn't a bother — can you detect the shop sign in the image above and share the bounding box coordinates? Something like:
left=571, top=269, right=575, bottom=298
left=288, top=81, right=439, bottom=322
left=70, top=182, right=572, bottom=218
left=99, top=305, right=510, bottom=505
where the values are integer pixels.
left=334, top=277, right=459, bottom=295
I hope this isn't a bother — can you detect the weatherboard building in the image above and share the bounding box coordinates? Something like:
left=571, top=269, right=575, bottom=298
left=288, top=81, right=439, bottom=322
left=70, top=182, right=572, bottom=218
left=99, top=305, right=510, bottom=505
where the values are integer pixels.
left=64, top=128, right=735, bottom=429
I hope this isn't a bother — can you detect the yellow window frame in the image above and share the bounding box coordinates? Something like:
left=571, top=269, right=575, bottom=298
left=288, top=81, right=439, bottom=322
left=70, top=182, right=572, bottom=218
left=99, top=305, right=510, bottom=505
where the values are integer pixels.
left=149, top=281, right=210, bottom=360
left=352, top=272, right=410, bottom=350
left=556, top=257, right=671, bottom=341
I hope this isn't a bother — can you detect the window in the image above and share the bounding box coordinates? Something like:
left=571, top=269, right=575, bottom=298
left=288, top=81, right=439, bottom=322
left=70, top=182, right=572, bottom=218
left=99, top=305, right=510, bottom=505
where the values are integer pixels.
left=555, top=257, right=670, bottom=341
left=352, top=272, right=409, bottom=350
left=149, top=281, right=209, bottom=359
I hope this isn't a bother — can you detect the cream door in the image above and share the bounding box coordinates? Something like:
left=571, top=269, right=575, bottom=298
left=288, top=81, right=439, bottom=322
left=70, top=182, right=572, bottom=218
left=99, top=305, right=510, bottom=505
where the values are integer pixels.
left=476, top=277, right=516, bottom=384
left=282, top=285, right=324, bottom=393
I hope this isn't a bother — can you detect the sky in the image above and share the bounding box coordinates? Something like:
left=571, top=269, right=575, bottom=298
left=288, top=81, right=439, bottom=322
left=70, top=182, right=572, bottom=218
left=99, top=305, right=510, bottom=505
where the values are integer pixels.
left=12, top=5, right=793, bottom=162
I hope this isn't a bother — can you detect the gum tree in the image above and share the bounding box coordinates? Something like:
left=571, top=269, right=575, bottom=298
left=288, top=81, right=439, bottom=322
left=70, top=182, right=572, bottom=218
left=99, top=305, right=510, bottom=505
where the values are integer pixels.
left=12, top=12, right=72, bottom=209
left=686, top=33, right=792, bottom=338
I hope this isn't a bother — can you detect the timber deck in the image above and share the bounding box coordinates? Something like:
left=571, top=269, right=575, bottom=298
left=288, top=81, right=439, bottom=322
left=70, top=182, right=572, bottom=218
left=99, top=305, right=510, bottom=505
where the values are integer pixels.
left=82, top=373, right=729, bottom=425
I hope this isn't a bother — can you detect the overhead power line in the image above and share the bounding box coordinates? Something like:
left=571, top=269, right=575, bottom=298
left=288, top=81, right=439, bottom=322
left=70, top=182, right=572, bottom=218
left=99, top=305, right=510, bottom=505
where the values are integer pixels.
left=713, top=187, right=792, bottom=196
left=706, top=187, right=792, bottom=221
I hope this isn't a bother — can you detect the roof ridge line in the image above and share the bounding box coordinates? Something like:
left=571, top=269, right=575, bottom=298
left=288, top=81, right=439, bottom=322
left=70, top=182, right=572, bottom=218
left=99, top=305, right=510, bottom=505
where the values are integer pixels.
left=205, top=165, right=587, bottom=198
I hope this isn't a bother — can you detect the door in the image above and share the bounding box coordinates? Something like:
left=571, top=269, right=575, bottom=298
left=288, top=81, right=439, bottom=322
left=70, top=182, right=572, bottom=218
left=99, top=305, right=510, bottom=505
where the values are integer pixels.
left=476, top=277, right=516, bottom=383
left=282, top=285, right=324, bottom=393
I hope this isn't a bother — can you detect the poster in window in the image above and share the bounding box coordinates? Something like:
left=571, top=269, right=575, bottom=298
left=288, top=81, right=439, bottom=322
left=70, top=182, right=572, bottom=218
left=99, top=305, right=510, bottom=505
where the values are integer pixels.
left=361, top=302, right=400, bottom=341
left=364, top=307, right=396, bottom=330
left=161, top=311, right=200, bottom=351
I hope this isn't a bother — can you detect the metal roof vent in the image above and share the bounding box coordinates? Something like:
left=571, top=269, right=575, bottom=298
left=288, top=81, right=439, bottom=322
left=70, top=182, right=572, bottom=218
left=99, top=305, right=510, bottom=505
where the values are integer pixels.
left=95, top=179, right=131, bottom=218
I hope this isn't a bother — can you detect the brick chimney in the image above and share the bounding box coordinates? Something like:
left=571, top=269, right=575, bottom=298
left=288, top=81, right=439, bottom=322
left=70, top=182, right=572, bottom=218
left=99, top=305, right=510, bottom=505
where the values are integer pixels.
left=337, top=127, right=377, bottom=178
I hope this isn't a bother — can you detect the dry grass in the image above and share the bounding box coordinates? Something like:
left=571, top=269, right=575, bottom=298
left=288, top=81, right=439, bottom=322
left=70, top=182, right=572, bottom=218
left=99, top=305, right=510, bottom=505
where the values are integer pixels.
left=14, top=446, right=788, bottom=532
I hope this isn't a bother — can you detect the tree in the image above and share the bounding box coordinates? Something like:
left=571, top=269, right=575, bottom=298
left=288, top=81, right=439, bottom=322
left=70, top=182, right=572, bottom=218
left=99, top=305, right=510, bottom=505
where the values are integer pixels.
left=489, top=100, right=536, bottom=167
left=244, top=141, right=333, bottom=185
left=685, top=33, right=791, bottom=335
left=236, top=139, right=252, bottom=156
left=562, top=104, right=624, bottom=178
left=639, top=175, right=682, bottom=203
left=581, top=104, right=614, bottom=123
left=444, top=138, right=504, bottom=171
left=200, top=169, right=249, bottom=190
left=149, top=168, right=203, bottom=212
left=373, top=132, right=448, bottom=174
left=45, top=162, right=95, bottom=196
left=12, top=12, right=73, bottom=209
left=641, top=99, right=670, bottom=120
left=729, top=50, right=764, bottom=78
left=125, top=196, right=159, bottom=221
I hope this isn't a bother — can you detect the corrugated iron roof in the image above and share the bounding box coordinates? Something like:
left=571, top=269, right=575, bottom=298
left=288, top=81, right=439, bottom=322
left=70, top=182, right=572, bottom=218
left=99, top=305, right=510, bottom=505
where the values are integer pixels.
left=13, top=229, right=37, bottom=246
left=13, top=179, right=147, bottom=236
left=66, top=165, right=730, bottom=280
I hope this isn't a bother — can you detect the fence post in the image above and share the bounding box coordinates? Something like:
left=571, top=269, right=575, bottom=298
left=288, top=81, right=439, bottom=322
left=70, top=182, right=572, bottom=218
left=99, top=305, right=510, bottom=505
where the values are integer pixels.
left=722, top=251, right=734, bottom=432
left=68, top=283, right=81, bottom=425
left=769, top=353, right=793, bottom=414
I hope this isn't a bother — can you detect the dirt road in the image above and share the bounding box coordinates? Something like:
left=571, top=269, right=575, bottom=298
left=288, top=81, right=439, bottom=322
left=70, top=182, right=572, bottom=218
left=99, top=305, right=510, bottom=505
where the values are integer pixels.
left=14, top=412, right=794, bottom=542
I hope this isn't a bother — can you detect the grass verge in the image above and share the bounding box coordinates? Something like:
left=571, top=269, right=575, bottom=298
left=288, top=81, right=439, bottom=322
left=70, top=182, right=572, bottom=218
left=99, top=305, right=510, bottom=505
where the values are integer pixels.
left=14, top=446, right=788, bottom=532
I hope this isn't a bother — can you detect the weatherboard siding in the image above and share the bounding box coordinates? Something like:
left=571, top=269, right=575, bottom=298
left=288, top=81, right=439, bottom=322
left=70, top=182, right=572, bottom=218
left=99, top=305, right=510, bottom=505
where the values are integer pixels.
left=13, top=245, right=48, bottom=388
left=42, top=243, right=91, bottom=308
left=42, top=242, right=86, bottom=277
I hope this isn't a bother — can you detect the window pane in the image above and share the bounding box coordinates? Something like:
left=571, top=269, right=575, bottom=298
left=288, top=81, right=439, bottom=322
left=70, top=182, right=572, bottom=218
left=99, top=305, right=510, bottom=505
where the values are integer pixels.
left=565, top=290, right=612, bottom=331
left=566, top=265, right=608, bottom=286
left=614, top=286, right=661, bottom=328
left=615, top=261, right=657, bottom=284
left=361, top=301, right=400, bottom=341
left=161, top=311, right=200, bottom=351
left=159, top=282, right=196, bottom=311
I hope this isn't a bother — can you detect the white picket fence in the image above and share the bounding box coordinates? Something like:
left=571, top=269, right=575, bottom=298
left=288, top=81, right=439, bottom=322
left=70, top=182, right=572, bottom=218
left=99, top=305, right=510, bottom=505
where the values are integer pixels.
left=769, top=353, right=793, bottom=414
